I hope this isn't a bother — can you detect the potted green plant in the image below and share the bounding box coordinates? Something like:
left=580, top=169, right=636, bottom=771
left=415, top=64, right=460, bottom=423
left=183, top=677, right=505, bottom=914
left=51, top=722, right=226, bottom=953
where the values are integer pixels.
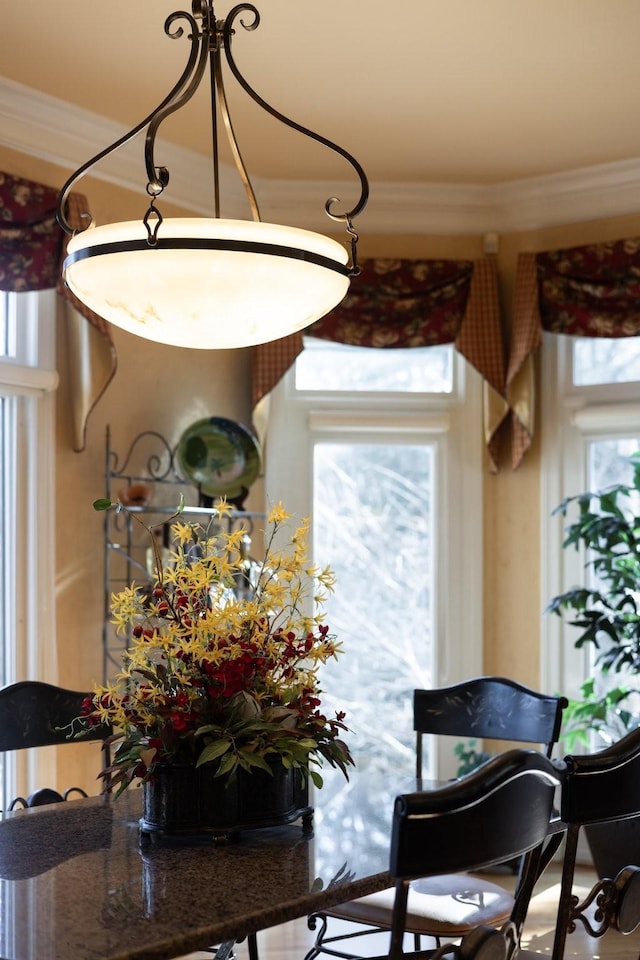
left=547, top=452, right=640, bottom=875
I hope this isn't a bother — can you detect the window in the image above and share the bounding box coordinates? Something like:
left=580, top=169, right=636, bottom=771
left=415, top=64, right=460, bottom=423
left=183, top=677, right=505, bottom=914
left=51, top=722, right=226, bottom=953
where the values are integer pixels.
left=541, top=333, right=640, bottom=704
left=266, top=339, right=483, bottom=780
left=573, top=337, right=640, bottom=386
left=296, top=339, right=454, bottom=393
left=0, top=290, right=58, bottom=808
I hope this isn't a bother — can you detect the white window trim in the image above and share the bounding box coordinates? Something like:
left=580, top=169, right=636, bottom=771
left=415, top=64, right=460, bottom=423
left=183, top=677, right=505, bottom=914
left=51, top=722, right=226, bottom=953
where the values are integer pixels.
left=541, top=333, right=640, bottom=702
left=265, top=350, right=483, bottom=779
left=0, top=289, right=58, bottom=799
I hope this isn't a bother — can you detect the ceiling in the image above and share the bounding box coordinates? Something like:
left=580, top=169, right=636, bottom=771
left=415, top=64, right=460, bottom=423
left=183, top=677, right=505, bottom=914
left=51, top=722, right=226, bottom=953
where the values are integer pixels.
left=3, top=0, right=640, bottom=235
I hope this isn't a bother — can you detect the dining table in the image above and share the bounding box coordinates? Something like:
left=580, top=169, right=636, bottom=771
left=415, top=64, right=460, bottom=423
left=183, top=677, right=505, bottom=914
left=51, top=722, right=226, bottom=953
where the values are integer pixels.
left=0, top=766, right=417, bottom=960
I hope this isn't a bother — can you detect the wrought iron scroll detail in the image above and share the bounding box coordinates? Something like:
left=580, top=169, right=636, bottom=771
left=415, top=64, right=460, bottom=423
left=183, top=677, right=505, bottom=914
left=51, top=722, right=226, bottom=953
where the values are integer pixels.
left=56, top=11, right=204, bottom=235
left=56, top=0, right=369, bottom=269
left=222, top=3, right=369, bottom=248
left=566, top=866, right=640, bottom=939
left=107, top=430, right=179, bottom=486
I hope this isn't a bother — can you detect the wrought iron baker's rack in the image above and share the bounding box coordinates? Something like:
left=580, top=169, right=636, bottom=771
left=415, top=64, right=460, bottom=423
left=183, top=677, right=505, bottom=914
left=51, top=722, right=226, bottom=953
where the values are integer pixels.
left=101, top=426, right=265, bottom=682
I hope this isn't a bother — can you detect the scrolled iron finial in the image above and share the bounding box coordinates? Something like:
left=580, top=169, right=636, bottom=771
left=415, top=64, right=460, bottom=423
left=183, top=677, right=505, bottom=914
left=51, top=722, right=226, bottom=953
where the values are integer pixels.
left=222, top=4, right=369, bottom=249
left=226, top=3, right=260, bottom=34
left=56, top=5, right=204, bottom=235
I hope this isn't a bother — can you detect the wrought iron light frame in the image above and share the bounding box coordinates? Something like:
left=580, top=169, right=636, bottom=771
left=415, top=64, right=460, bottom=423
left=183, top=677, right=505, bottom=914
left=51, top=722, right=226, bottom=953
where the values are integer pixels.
left=56, top=1, right=369, bottom=349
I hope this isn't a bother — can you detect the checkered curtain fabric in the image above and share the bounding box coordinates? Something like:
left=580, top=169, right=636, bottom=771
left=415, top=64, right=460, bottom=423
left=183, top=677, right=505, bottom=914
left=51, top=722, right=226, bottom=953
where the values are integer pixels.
left=508, top=252, right=540, bottom=469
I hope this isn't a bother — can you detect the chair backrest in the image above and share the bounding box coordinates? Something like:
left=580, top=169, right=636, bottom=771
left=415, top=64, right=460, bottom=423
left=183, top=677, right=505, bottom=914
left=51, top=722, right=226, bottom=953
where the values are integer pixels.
left=561, top=725, right=640, bottom=825
left=549, top=727, right=640, bottom=960
left=0, top=681, right=107, bottom=751
left=0, top=681, right=111, bottom=806
left=388, top=749, right=560, bottom=959
left=414, top=676, right=568, bottom=776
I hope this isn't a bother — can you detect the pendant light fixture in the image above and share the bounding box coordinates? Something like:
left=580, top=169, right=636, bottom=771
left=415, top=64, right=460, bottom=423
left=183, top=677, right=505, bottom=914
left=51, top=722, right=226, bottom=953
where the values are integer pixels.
left=56, top=1, right=369, bottom=350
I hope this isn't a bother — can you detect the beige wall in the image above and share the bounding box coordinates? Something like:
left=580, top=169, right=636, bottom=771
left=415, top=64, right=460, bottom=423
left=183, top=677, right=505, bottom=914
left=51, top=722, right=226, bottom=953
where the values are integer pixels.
left=4, top=142, right=640, bottom=794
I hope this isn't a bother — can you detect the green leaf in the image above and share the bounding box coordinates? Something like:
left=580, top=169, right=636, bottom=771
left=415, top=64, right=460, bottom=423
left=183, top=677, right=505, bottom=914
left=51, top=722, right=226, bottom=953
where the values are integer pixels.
left=93, top=498, right=113, bottom=512
left=193, top=723, right=224, bottom=738
left=238, top=752, right=273, bottom=774
left=215, top=752, right=238, bottom=778
left=196, top=739, right=232, bottom=767
left=310, top=769, right=323, bottom=789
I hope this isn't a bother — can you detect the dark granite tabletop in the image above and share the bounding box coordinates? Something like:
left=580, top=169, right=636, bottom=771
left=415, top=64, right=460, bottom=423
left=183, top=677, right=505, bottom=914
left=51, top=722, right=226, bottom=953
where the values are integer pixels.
left=0, top=768, right=419, bottom=960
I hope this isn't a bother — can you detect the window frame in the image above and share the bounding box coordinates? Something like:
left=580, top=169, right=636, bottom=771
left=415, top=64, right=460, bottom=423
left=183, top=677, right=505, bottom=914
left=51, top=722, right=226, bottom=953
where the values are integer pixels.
left=265, top=346, right=484, bottom=779
left=0, top=289, right=58, bottom=804
left=541, top=332, right=640, bottom=702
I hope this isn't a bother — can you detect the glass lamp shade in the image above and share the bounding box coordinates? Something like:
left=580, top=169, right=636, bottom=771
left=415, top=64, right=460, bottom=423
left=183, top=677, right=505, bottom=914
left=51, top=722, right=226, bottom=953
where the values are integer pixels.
left=63, top=218, right=351, bottom=349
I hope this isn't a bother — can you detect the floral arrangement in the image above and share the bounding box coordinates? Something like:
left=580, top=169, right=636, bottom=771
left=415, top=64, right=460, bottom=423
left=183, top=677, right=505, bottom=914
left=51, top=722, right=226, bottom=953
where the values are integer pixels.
left=80, top=499, right=353, bottom=796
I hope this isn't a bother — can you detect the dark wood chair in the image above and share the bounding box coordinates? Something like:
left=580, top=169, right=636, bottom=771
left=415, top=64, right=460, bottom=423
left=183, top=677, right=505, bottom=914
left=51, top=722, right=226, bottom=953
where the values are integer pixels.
left=305, top=677, right=567, bottom=960
left=0, top=680, right=111, bottom=808
left=376, top=749, right=560, bottom=960
left=413, top=675, right=567, bottom=774
left=527, top=727, right=640, bottom=960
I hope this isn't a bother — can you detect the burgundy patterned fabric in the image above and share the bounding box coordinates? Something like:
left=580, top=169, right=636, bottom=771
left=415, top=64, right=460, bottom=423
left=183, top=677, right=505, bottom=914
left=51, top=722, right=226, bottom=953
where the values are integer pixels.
left=0, top=169, right=116, bottom=452
left=510, top=237, right=640, bottom=467
left=0, top=171, right=63, bottom=291
left=252, top=257, right=505, bottom=410
left=308, top=258, right=474, bottom=347
left=512, top=238, right=640, bottom=376
left=0, top=170, right=113, bottom=345
left=538, top=237, right=640, bottom=336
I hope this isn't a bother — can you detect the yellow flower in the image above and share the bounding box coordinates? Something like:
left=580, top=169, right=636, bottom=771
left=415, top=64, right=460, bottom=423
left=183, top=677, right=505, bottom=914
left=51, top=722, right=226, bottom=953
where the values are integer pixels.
left=267, top=501, right=291, bottom=525
left=82, top=497, right=353, bottom=794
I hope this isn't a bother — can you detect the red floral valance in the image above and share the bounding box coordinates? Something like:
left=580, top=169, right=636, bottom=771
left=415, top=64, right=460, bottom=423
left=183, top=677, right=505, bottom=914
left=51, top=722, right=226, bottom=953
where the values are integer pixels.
left=253, top=256, right=504, bottom=399
left=309, top=258, right=474, bottom=347
left=512, top=236, right=640, bottom=371
left=509, top=236, right=640, bottom=466
left=538, top=237, right=640, bottom=336
left=252, top=255, right=506, bottom=469
left=0, top=172, right=63, bottom=291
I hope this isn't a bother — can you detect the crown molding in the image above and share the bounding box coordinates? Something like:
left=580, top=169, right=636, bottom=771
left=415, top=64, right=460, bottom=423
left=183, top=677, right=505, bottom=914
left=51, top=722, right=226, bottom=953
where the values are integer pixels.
left=0, top=77, right=246, bottom=214
left=2, top=76, right=640, bottom=235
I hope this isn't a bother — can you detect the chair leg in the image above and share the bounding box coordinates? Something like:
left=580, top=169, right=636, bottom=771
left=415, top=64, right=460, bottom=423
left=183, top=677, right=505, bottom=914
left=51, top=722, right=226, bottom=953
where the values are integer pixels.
left=247, top=932, right=259, bottom=960
left=551, top=826, right=580, bottom=960
left=389, top=882, right=409, bottom=960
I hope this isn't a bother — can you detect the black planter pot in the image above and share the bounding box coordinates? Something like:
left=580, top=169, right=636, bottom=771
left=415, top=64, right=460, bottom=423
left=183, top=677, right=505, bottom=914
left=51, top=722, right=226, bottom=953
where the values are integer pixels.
left=140, top=757, right=312, bottom=841
left=585, top=816, right=640, bottom=879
